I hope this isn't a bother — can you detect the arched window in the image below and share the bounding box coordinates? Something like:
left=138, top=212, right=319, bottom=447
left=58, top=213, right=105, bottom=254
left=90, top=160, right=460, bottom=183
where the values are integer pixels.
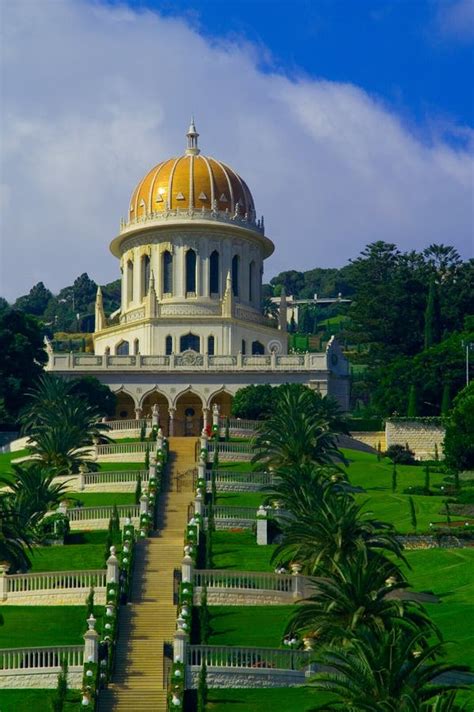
left=165, top=335, right=173, bottom=355
left=163, top=250, right=173, bottom=294
left=249, top=261, right=255, bottom=302
left=241, top=339, right=246, bottom=355
left=251, top=340, right=264, bottom=355
left=127, top=260, right=134, bottom=304
left=142, top=255, right=150, bottom=298
left=116, top=340, right=129, bottom=355
left=232, top=255, right=240, bottom=297
left=133, top=338, right=139, bottom=355
left=186, top=249, right=196, bottom=294
left=209, top=250, right=219, bottom=295
left=207, top=335, right=215, bottom=355
left=180, top=333, right=200, bottom=352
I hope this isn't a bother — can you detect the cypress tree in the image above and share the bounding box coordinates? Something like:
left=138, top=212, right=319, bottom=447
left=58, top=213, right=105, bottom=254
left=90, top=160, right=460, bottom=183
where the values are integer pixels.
left=424, top=280, right=441, bottom=350
left=424, top=463, right=430, bottom=493
left=135, top=474, right=142, bottom=504
left=409, top=497, right=417, bottom=533
left=441, top=383, right=451, bottom=415
left=391, top=463, right=397, bottom=493
left=407, top=385, right=418, bottom=417
left=197, top=660, right=208, bottom=712
left=86, top=587, right=95, bottom=617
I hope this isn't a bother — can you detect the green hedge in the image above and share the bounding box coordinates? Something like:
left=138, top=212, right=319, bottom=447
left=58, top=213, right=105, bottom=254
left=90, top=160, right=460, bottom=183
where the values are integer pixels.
left=348, top=417, right=384, bottom=431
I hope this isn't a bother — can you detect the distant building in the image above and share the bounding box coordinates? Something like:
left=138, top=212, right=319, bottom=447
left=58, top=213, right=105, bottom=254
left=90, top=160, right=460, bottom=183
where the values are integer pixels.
left=46, top=122, right=349, bottom=434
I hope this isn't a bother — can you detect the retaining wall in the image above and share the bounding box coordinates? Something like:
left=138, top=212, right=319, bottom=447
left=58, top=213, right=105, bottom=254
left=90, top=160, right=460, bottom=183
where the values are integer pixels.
left=385, top=420, right=445, bottom=460
left=0, top=669, right=82, bottom=689
left=188, top=667, right=306, bottom=688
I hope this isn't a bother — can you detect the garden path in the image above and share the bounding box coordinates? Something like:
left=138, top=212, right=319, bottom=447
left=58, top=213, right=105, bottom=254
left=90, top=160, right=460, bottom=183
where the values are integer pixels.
left=98, top=437, right=196, bottom=712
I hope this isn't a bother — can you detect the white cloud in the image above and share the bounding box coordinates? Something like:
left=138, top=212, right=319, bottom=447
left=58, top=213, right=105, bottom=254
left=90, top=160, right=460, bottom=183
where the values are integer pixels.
left=0, top=0, right=473, bottom=301
left=437, top=0, right=474, bottom=41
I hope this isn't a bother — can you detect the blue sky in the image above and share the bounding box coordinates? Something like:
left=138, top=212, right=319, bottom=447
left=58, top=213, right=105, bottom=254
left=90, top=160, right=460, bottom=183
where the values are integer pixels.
left=1, top=0, right=472, bottom=299
left=119, top=0, right=474, bottom=136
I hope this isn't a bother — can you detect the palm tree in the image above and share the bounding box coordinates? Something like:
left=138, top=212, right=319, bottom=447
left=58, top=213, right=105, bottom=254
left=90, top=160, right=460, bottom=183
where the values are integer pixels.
left=309, top=629, right=467, bottom=711
left=0, top=462, right=70, bottom=528
left=272, top=490, right=405, bottom=575
left=286, top=554, right=438, bottom=647
left=0, top=497, right=36, bottom=570
left=253, top=385, right=345, bottom=470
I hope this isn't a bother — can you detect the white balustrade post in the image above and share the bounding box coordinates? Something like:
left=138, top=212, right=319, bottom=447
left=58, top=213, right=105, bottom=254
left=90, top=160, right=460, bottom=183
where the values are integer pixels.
left=0, top=563, right=10, bottom=602
left=173, top=629, right=188, bottom=664
left=256, top=506, right=268, bottom=545
left=200, top=428, right=208, bottom=452
left=83, top=614, right=99, bottom=663
left=77, top=471, right=85, bottom=491
left=151, top=404, right=159, bottom=428
left=106, top=546, right=119, bottom=584
left=149, top=453, right=157, bottom=478
left=139, top=494, right=149, bottom=516
left=181, top=555, right=194, bottom=584
left=194, top=492, right=203, bottom=517
left=202, top=408, right=210, bottom=429
left=58, top=501, right=68, bottom=517
left=157, top=427, right=164, bottom=450
left=291, top=563, right=303, bottom=600
left=198, top=462, right=206, bottom=479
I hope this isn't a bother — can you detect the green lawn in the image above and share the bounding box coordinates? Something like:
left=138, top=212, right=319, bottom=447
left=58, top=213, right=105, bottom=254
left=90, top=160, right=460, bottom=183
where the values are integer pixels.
left=342, top=449, right=452, bottom=533
left=205, top=688, right=335, bottom=711
left=212, top=531, right=276, bottom=571
left=403, top=548, right=474, bottom=669
left=97, top=461, right=144, bottom=471
left=215, top=491, right=264, bottom=508
left=0, top=449, right=29, bottom=475
left=67, top=491, right=136, bottom=506
left=30, top=531, right=109, bottom=572
left=0, top=606, right=104, bottom=647
left=0, top=689, right=81, bottom=712
left=208, top=606, right=294, bottom=647
left=216, top=461, right=256, bottom=473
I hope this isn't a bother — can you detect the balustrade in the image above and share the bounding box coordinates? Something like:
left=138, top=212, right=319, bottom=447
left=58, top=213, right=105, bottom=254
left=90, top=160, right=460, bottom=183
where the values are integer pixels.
left=67, top=504, right=140, bottom=521
left=194, top=569, right=293, bottom=592
left=7, top=569, right=106, bottom=594
left=203, top=505, right=257, bottom=520
left=83, top=470, right=148, bottom=485
left=188, top=645, right=310, bottom=671
left=0, top=645, right=83, bottom=671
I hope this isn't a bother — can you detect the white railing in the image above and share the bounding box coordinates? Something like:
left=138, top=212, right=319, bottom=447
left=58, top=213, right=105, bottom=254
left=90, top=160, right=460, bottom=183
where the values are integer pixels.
left=208, top=470, right=270, bottom=485
left=67, top=504, right=140, bottom=521
left=204, top=505, right=257, bottom=520
left=83, top=470, right=148, bottom=485
left=208, top=442, right=254, bottom=455
left=219, top=417, right=260, bottom=432
left=188, top=645, right=311, bottom=671
left=0, top=645, right=83, bottom=671
left=7, top=569, right=106, bottom=594
left=97, top=442, right=151, bottom=455
left=105, top=419, right=151, bottom=431
left=194, top=569, right=293, bottom=592
left=48, top=352, right=331, bottom=373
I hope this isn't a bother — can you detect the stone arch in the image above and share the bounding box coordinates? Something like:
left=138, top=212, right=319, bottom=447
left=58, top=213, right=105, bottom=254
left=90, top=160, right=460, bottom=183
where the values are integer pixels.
left=113, top=388, right=136, bottom=420
left=173, top=388, right=205, bottom=437
left=208, top=387, right=233, bottom=419
left=140, top=388, right=170, bottom=436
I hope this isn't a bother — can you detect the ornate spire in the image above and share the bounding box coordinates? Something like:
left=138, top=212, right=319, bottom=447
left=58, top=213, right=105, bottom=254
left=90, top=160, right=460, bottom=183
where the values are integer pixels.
left=95, top=286, right=105, bottom=333
left=185, top=117, right=200, bottom=156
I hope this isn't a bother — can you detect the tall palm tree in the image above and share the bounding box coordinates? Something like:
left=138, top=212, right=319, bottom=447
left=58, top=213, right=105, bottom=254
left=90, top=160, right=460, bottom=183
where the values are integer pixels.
left=272, top=490, right=405, bottom=575
left=0, top=462, right=70, bottom=528
left=309, top=629, right=467, bottom=711
left=0, top=498, right=36, bottom=570
left=286, top=554, right=438, bottom=647
left=253, top=385, right=345, bottom=470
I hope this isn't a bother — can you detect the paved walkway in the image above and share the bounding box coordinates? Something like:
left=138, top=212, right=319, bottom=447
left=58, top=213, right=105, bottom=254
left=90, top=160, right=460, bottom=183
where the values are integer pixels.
left=98, top=437, right=196, bottom=712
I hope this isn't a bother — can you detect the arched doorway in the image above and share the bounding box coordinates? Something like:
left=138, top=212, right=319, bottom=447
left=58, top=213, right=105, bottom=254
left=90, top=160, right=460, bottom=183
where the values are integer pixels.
left=114, top=391, right=135, bottom=420
left=141, top=391, right=170, bottom=436
left=174, top=391, right=204, bottom=437
left=209, top=390, right=233, bottom=419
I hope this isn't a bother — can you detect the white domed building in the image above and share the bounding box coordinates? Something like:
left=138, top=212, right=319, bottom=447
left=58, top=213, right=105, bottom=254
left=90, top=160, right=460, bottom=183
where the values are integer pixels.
left=47, top=122, right=349, bottom=434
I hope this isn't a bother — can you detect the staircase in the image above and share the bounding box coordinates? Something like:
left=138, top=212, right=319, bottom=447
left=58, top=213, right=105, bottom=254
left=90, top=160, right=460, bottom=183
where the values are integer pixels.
left=98, top=437, right=197, bottom=711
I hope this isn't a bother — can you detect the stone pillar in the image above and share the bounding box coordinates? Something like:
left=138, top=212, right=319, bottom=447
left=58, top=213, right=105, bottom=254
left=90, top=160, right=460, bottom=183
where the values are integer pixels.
left=202, top=408, right=210, bottom=429
left=149, top=454, right=157, bottom=478
left=256, top=506, right=268, bottom=545
left=58, top=501, right=68, bottom=517
left=181, top=555, right=194, bottom=583
left=135, top=407, right=142, bottom=421
left=83, top=614, right=99, bottom=663
left=151, top=403, right=159, bottom=428
left=169, top=408, right=176, bottom=436
left=0, top=563, right=10, bottom=602
left=77, top=471, right=85, bottom=491
left=106, top=546, right=119, bottom=584
left=200, top=429, right=208, bottom=452
left=198, top=461, right=206, bottom=479
left=212, top=403, right=220, bottom=428
left=194, top=492, right=203, bottom=517
left=271, top=350, right=277, bottom=369
left=291, top=563, right=303, bottom=600
left=139, top=494, right=149, bottom=516
left=157, top=427, right=164, bottom=450
left=173, top=629, right=187, bottom=663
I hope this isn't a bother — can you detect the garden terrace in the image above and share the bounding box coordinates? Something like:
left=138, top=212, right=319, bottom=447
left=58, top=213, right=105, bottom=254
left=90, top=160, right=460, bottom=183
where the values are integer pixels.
left=0, top=689, right=81, bottom=711
left=30, top=531, right=115, bottom=572
left=204, top=606, right=294, bottom=648
left=0, top=606, right=104, bottom=648
left=211, top=531, right=276, bottom=571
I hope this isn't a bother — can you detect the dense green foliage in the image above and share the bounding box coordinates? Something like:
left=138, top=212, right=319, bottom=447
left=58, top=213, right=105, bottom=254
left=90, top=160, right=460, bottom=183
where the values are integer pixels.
left=69, top=376, right=116, bottom=417
left=443, top=382, right=474, bottom=472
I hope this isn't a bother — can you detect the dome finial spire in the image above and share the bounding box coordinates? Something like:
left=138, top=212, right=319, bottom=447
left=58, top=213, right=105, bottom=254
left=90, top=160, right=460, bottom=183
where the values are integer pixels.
left=186, top=117, right=200, bottom=156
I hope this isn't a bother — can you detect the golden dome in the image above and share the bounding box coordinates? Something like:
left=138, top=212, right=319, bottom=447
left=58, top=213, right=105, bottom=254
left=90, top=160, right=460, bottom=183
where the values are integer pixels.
left=128, top=121, right=256, bottom=222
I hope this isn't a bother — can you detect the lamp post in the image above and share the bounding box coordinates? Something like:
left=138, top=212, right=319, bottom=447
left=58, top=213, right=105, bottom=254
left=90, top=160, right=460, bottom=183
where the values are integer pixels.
left=463, top=342, right=474, bottom=386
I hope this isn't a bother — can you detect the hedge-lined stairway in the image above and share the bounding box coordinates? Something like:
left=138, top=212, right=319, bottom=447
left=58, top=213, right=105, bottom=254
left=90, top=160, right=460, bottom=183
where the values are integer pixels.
left=98, top=438, right=195, bottom=712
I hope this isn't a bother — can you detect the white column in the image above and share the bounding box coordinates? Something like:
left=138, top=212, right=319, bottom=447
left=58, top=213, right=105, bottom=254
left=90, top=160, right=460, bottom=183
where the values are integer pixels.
left=181, top=555, right=194, bottom=583
left=83, top=615, right=99, bottom=663
left=106, top=546, right=119, bottom=584
left=0, top=564, right=10, bottom=601
left=203, top=251, right=210, bottom=298
left=173, top=629, right=187, bottom=663
left=256, top=506, right=268, bottom=545
left=196, top=254, right=202, bottom=296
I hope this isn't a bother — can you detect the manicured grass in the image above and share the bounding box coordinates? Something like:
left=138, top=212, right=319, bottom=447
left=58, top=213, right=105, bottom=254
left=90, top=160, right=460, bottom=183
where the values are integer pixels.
left=97, top=461, right=144, bottom=471
left=208, top=606, right=294, bottom=647
left=0, top=449, right=29, bottom=475
left=216, top=491, right=264, bottom=508
left=342, top=449, right=450, bottom=533
left=0, top=689, right=81, bottom=711
left=0, top=606, right=104, bottom=647
left=30, top=531, right=109, bottom=572
left=212, top=531, right=276, bottom=571
left=67, top=491, right=136, bottom=506
left=216, top=461, right=255, bottom=473
left=403, top=548, right=474, bottom=669
left=205, top=688, right=335, bottom=711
